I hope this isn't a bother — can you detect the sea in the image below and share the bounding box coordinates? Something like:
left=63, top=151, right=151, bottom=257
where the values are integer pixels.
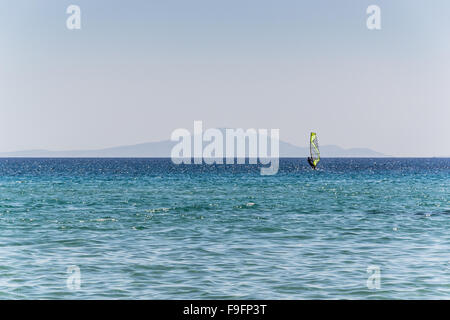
left=0, top=158, right=449, bottom=299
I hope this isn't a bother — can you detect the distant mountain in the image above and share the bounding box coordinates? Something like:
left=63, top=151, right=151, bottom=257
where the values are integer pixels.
left=0, top=139, right=386, bottom=158
left=278, top=141, right=386, bottom=157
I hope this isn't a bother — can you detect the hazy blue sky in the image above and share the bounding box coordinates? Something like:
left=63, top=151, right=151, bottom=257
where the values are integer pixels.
left=1, top=0, right=449, bottom=156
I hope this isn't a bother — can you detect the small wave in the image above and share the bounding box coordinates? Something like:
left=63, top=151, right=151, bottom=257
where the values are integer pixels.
left=90, top=218, right=117, bottom=222
left=145, top=207, right=170, bottom=213
left=233, top=202, right=257, bottom=209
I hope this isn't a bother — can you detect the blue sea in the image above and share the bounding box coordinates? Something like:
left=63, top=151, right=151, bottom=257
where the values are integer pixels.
left=0, top=158, right=449, bottom=299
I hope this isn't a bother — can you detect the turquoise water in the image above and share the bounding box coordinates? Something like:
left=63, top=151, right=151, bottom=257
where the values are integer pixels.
left=0, top=158, right=449, bottom=299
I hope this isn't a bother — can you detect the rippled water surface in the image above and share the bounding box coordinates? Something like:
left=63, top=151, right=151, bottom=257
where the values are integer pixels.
left=0, top=158, right=449, bottom=299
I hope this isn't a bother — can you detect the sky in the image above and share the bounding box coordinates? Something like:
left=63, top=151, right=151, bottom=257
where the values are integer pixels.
left=0, top=0, right=449, bottom=156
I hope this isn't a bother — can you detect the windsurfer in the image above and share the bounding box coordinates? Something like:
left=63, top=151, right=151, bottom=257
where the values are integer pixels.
left=307, top=156, right=316, bottom=170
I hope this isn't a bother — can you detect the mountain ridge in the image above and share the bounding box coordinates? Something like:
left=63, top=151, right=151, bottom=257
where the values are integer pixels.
left=0, top=139, right=386, bottom=157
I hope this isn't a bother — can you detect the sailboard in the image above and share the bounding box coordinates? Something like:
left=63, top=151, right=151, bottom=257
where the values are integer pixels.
left=308, top=132, right=320, bottom=169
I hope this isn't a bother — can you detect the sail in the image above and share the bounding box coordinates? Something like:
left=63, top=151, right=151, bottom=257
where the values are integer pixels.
left=310, top=132, right=320, bottom=166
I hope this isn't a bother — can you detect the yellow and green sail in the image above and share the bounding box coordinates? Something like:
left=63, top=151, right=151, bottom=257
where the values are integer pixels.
left=310, top=132, right=320, bottom=166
